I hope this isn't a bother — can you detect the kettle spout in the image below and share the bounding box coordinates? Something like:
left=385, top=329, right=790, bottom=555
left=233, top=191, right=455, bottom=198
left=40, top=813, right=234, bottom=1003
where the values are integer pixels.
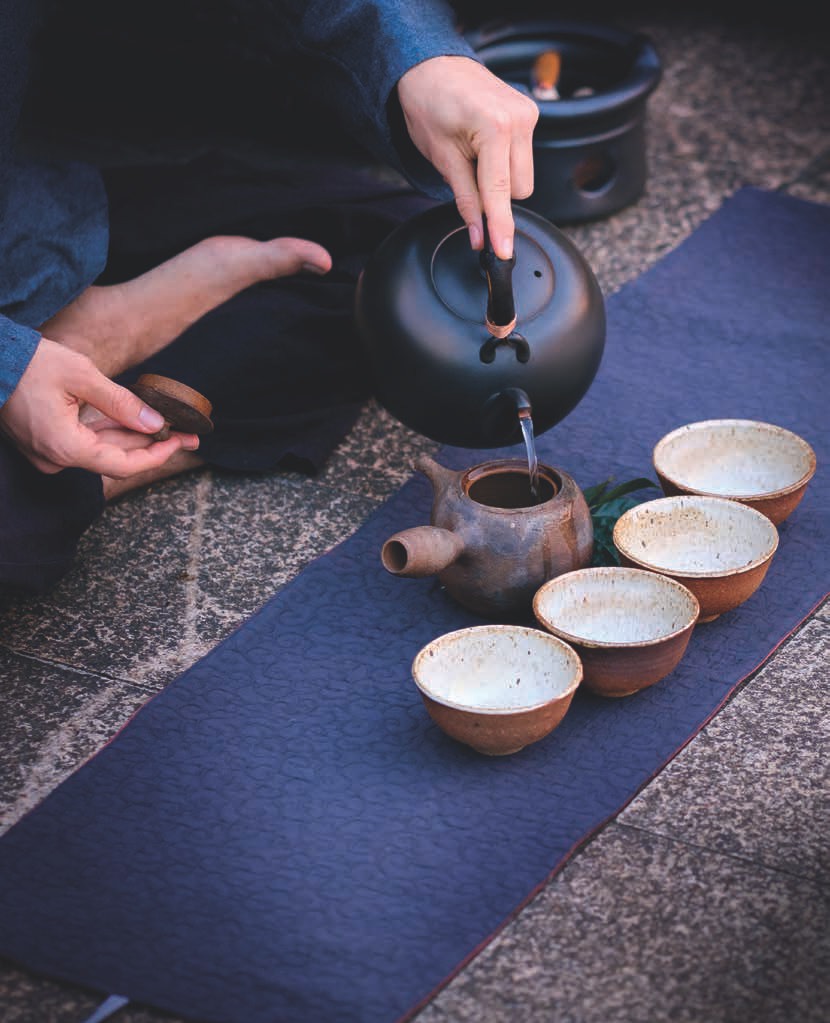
left=381, top=526, right=465, bottom=578
left=505, top=387, right=532, bottom=417
left=481, top=387, right=533, bottom=444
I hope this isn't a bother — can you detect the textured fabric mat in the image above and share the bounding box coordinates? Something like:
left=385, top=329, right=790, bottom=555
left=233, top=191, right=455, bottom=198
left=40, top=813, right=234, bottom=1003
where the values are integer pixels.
left=0, top=187, right=827, bottom=1023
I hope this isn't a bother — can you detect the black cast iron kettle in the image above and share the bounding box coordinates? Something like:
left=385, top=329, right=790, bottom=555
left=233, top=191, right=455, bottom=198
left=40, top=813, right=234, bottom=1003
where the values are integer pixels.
left=354, top=202, right=606, bottom=448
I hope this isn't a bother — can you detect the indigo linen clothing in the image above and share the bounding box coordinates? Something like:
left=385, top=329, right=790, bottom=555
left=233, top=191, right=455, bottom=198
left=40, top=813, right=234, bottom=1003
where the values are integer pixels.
left=0, top=157, right=109, bottom=373
left=0, top=0, right=473, bottom=401
left=0, top=0, right=477, bottom=593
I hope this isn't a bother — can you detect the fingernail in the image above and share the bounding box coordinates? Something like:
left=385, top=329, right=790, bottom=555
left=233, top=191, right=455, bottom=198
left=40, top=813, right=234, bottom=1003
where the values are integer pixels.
left=496, top=237, right=513, bottom=260
left=183, top=435, right=200, bottom=451
left=139, top=406, right=165, bottom=431
left=468, top=224, right=482, bottom=249
left=302, top=262, right=327, bottom=275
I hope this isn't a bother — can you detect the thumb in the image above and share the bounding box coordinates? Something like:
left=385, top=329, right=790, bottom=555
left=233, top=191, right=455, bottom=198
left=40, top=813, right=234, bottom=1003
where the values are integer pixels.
left=77, top=371, right=166, bottom=434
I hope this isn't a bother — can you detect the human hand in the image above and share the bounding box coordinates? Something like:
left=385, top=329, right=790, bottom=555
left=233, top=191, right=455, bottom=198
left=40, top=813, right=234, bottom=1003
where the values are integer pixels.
left=0, top=338, right=200, bottom=477
left=397, top=55, right=539, bottom=259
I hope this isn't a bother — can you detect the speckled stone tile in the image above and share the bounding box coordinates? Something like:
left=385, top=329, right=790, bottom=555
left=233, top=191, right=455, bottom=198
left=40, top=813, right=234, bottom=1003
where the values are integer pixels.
left=414, top=825, right=830, bottom=1023
left=790, top=179, right=830, bottom=206
left=0, top=469, right=379, bottom=690
left=616, top=601, right=830, bottom=883
left=0, top=649, right=150, bottom=834
left=318, top=399, right=441, bottom=502
left=0, top=966, right=185, bottom=1023
left=0, top=474, right=203, bottom=682
left=787, top=154, right=830, bottom=206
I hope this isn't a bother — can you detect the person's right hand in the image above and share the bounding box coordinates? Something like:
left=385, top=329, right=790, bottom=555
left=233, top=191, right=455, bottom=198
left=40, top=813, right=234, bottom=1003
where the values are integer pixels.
left=0, top=338, right=199, bottom=477
left=397, top=55, right=539, bottom=259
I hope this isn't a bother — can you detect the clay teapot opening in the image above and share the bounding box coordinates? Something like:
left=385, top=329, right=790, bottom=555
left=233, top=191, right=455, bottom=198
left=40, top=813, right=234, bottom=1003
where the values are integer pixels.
left=464, top=463, right=559, bottom=509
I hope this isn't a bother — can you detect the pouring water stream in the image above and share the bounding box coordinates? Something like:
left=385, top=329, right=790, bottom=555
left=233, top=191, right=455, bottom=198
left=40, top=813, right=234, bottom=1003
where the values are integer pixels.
left=518, top=407, right=540, bottom=503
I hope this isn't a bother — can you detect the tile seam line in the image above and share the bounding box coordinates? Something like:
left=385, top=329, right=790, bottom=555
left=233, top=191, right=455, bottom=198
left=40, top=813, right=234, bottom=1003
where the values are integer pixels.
left=612, top=820, right=829, bottom=886
left=779, top=146, right=830, bottom=190
left=0, top=648, right=156, bottom=692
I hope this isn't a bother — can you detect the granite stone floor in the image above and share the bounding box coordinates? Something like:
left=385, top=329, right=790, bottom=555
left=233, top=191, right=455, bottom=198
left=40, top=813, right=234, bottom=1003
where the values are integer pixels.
left=1, top=5, right=828, bottom=1022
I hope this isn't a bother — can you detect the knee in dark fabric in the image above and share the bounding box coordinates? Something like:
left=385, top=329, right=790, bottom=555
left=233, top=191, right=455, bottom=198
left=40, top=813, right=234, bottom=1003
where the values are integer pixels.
left=0, top=441, right=104, bottom=596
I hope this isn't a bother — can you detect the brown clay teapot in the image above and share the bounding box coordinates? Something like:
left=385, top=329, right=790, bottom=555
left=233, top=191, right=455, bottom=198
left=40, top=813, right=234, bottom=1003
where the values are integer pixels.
left=354, top=202, right=605, bottom=448
left=381, top=454, right=594, bottom=619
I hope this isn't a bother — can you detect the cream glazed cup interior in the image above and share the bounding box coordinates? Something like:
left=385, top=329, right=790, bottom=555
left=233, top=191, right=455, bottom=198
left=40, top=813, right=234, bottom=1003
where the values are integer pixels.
left=613, top=495, right=779, bottom=576
left=653, top=419, right=816, bottom=499
left=412, top=624, right=582, bottom=712
left=533, top=567, right=700, bottom=646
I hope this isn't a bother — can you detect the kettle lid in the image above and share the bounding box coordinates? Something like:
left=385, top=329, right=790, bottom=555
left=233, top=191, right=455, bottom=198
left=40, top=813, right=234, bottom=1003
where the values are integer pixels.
left=431, top=219, right=555, bottom=327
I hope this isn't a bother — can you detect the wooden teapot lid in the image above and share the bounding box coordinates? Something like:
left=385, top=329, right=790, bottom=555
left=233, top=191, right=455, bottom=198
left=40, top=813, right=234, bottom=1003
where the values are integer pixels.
left=131, top=374, right=214, bottom=436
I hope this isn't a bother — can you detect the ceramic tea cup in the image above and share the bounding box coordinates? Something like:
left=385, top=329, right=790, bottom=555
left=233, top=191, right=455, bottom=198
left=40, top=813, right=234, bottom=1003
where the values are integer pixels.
left=411, top=624, right=582, bottom=756
left=612, top=495, right=779, bottom=622
left=533, top=567, right=699, bottom=697
left=653, top=418, right=816, bottom=525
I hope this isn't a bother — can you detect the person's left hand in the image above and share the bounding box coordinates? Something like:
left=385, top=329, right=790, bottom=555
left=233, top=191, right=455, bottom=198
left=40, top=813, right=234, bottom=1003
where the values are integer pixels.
left=397, top=55, right=539, bottom=259
left=0, top=338, right=199, bottom=478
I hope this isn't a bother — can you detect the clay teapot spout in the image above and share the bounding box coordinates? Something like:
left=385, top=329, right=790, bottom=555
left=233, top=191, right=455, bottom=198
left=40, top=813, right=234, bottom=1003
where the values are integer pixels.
left=381, top=526, right=465, bottom=578
left=413, top=453, right=455, bottom=493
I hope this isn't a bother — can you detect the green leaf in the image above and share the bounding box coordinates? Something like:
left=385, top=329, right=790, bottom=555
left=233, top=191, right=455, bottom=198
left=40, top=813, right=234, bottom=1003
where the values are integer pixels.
left=582, top=478, right=612, bottom=506
left=586, top=475, right=661, bottom=567
left=588, top=476, right=659, bottom=510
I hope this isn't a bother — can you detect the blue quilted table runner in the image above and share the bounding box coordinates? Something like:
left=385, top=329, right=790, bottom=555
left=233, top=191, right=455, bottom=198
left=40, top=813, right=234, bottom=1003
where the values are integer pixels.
left=0, top=187, right=827, bottom=1023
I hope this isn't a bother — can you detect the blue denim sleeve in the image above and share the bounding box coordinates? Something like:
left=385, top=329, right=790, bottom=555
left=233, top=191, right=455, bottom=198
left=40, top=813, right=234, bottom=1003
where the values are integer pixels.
left=0, top=1, right=50, bottom=405
left=269, top=0, right=478, bottom=197
left=0, top=316, right=40, bottom=408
